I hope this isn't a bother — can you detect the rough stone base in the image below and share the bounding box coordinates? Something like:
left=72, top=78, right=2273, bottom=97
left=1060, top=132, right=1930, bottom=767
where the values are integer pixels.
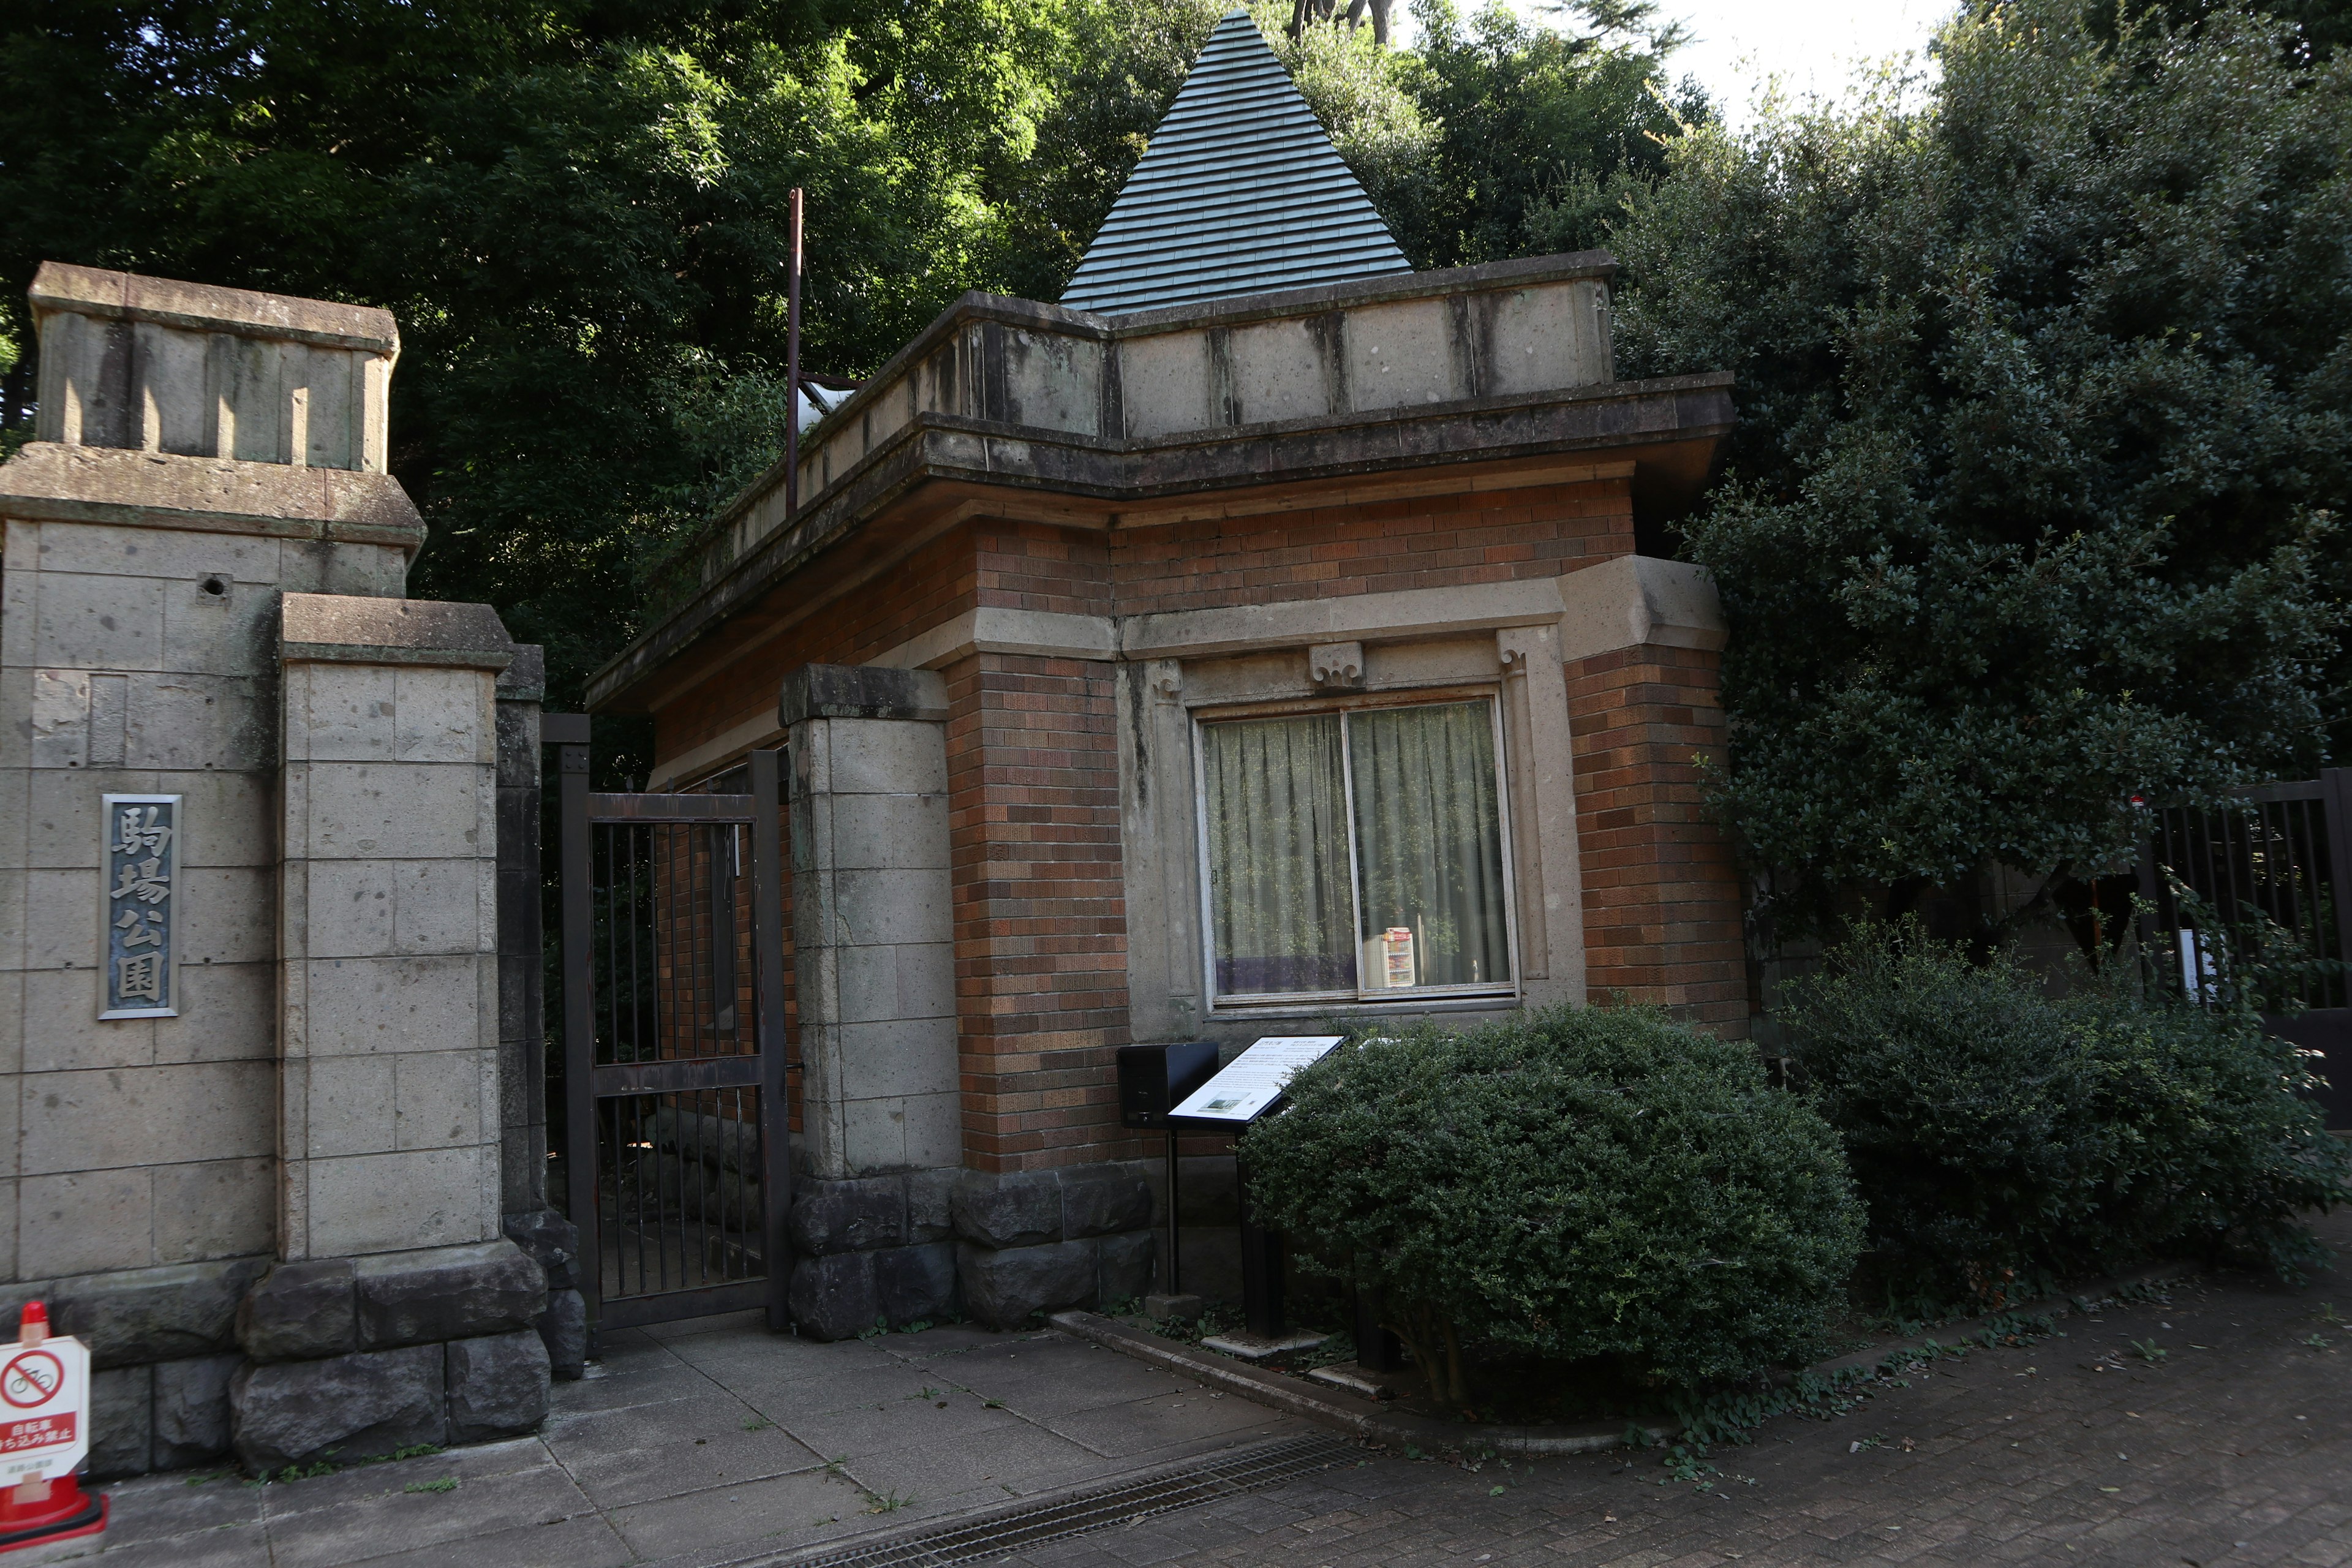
left=788, top=1242, right=957, bottom=1341
left=540, top=1288, right=588, bottom=1380
left=447, top=1331, right=551, bottom=1442
left=230, top=1344, right=447, bottom=1472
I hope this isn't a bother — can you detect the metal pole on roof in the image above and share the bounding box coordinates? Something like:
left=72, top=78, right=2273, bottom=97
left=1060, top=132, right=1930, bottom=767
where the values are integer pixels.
left=785, top=187, right=804, bottom=521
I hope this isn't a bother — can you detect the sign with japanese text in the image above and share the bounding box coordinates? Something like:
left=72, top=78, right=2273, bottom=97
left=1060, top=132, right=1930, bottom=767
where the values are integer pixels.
left=0, top=1336, right=88, bottom=1484
left=100, top=793, right=181, bottom=1019
left=1169, top=1036, right=1344, bottom=1125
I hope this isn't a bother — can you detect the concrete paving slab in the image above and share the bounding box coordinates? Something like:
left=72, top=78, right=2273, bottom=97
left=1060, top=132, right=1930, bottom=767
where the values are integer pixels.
left=264, top=1462, right=595, bottom=1568
left=88, top=1319, right=1317, bottom=1566
left=78, top=1518, right=276, bottom=1567
left=777, top=1386, right=1039, bottom=1460
left=551, top=1422, right=827, bottom=1510
left=96, top=1472, right=266, bottom=1544
left=833, top=1415, right=1117, bottom=1509
left=606, top=1463, right=870, bottom=1563
left=345, top=1512, right=636, bottom=1568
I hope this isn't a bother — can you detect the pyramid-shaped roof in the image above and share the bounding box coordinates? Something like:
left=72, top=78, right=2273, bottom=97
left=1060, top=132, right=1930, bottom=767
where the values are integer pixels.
left=1059, top=9, right=1412, bottom=316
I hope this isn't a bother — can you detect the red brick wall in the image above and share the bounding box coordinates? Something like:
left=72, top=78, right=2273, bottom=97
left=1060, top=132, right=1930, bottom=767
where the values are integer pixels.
left=1566, top=642, right=1748, bottom=1036
left=641, top=471, right=1749, bottom=1168
left=1109, top=479, right=1631, bottom=614
left=658, top=525, right=980, bottom=759
left=943, top=652, right=1134, bottom=1171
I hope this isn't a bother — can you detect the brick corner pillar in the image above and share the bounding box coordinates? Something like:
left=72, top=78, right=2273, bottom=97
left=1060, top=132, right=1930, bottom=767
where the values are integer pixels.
left=781, top=663, right=960, bottom=1180
left=1562, top=557, right=1750, bottom=1036
left=277, top=594, right=515, bottom=1259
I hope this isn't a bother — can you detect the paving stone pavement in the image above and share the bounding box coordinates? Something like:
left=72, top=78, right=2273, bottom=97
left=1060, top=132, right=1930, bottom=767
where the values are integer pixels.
left=91, top=1312, right=1307, bottom=1567
left=1008, top=1210, right=2352, bottom=1568
left=84, top=1210, right=2352, bottom=1567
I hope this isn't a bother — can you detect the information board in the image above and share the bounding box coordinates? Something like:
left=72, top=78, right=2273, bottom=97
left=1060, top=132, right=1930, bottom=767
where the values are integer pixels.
left=1169, top=1036, right=1344, bottom=1126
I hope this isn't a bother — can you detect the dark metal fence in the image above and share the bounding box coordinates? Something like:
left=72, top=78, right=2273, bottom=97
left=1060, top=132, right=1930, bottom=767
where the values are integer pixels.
left=556, top=734, right=791, bottom=1333
left=2139, top=769, right=2352, bottom=1128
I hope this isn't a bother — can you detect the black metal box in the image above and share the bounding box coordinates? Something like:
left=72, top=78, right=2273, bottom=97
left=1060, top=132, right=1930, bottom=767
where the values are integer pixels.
left=1116, top=1040, right=1221, bottom=1129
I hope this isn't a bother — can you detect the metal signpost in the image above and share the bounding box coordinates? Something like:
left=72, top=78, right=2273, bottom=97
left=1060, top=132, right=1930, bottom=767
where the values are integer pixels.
left=1168, top=1037, right=1344, bottom=1338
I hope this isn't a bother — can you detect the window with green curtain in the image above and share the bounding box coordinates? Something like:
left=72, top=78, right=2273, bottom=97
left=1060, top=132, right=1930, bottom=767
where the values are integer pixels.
left=1199, top=699, right=1513, bottom=1002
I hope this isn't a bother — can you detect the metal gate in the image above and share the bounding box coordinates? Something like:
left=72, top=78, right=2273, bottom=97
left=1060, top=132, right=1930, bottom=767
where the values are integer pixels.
left=2140, top=768, right=2352, bottom=1129
left=554, top=728, right=792, bottom=1332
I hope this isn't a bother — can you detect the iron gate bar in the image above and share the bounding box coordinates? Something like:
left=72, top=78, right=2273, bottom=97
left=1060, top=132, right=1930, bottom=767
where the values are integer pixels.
left=2142, top=767, right=2352, bottom=1128
left=558, top=733, right=793, bottom=1340
left=591, top=1058, right=765, bottom=1096
left=586, top=791, right=760, bottom=820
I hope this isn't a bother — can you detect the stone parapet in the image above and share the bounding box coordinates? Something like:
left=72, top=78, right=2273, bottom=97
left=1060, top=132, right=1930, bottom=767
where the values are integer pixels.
left=29, top=262, right=398, bottom=473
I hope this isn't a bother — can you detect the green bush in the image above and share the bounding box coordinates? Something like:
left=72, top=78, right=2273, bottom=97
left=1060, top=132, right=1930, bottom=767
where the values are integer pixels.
left=1243, top=1006, right=1864, bottom=1405
left=1784, top=925, right=2352, bottom=1297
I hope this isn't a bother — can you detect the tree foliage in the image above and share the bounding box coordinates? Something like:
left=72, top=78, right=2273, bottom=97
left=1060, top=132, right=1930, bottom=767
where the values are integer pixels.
left=1608, top=0, right=2352, bottom=922
left=0, top=0, right=1690, bottom=706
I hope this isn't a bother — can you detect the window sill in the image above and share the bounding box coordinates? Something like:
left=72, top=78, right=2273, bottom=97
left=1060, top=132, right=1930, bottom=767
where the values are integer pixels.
left=1207, top=993, right=1520, bottom=1022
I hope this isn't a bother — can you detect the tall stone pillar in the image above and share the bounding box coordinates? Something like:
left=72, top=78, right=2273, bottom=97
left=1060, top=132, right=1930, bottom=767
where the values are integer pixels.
left=781, top=665, right=960, bottom=1178
left=777, top=665, right=963, bottom=1340
left=276, top=594, right=513, bottom=1258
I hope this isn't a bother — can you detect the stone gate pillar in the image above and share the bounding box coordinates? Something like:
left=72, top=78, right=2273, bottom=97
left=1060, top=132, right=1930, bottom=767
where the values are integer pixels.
left=777, top=664, right=962, bottom=1337
left=0, top=262, right=559, bottom=1477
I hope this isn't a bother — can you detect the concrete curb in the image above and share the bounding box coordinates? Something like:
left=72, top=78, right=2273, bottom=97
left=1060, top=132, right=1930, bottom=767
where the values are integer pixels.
left=1047, top=1311, right=1660, bottom=1457
left=1052, top=1258, right=2202, bottom=1460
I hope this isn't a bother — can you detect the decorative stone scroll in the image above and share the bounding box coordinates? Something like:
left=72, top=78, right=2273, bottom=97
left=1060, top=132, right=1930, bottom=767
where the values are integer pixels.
left=100, top=793, right=181, bottom=1019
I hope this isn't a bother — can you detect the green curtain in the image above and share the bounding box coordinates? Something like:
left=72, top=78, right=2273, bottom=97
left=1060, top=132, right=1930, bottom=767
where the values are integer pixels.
left=1202, top=715, right=1357, bottom=996
left=1348, top=703, right=1512, bottom=989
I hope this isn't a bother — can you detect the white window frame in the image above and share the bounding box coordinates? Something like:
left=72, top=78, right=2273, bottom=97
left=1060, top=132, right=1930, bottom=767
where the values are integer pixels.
left=1191, top=687, right=1520, bottom=1013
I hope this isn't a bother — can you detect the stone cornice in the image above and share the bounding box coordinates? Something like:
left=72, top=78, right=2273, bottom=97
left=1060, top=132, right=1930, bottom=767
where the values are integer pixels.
left=0, top=443, right=427, bottom=556
left=587, top=373, right=1732, bottom=711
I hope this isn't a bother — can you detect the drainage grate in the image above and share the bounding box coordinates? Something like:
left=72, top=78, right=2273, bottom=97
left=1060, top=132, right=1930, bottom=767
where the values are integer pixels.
left=735, top=1433, right=1360, bottom=1568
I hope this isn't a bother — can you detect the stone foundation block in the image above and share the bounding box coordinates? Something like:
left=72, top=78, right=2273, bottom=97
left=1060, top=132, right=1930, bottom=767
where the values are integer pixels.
left=540, top=1289, right=587, bottom=1381
left=1062, top=1170, right=1153, bottom=1240
left=956, top=1240, right=1095, bottom=1330
left=501, top=1209, right=581, bottom=1293
left=231, top=1344, right=448, bottom=1472
left=790, top=1175, right=908, bottom=1256
left=445, top=1331, right=550, bottom=1444
left=906, top=1169, right=957, bottom=1243
left=1097, top=1231, right=1156, bottom=1305
left=788, top=1251, right=880, bottom=1342
left=238, top=1259, right=358, bottom=1362
left=951, top=1171, right=1061, bottom=1251
left=153, top=1353, right=241, bottom=1469
left=874, top=1242, right=957, bottom=1325
left=89, top=1365, right=153, bottom=1480
left=36, top=1258, right=267, bottom=1369
left=354, top=1241, right=545, bottom=1349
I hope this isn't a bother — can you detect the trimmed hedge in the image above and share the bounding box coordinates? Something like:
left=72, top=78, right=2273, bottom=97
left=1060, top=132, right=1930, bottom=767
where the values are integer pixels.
left=1784, top=926, right=2352, bottom=1295
left=1243, top=1006, right=1863, bottom=1404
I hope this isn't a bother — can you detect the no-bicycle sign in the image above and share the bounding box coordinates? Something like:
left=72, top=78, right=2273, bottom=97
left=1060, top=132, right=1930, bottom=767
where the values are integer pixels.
left=0, top=1335, right=88, bottom=1482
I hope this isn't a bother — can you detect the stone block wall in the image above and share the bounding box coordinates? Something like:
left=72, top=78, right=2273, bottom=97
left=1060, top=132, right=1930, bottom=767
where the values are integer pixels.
left=0, top=513, right=410, bottom=1286
left=0, top=263, right=569, bottom=1480
left=785, top=668, right=961, bottom=1178
left=230, top=1240, right=548, bottom=1471
left=778, top=1161, right=1162, bottom=1338
left=277, top=595, right=511, bottom=1259
left=948, top=1163, right=1155, bottom=1330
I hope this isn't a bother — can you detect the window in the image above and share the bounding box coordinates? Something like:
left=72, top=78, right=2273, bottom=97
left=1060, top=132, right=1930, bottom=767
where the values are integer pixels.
left=1197, top=697, right=1514, bottom=1006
